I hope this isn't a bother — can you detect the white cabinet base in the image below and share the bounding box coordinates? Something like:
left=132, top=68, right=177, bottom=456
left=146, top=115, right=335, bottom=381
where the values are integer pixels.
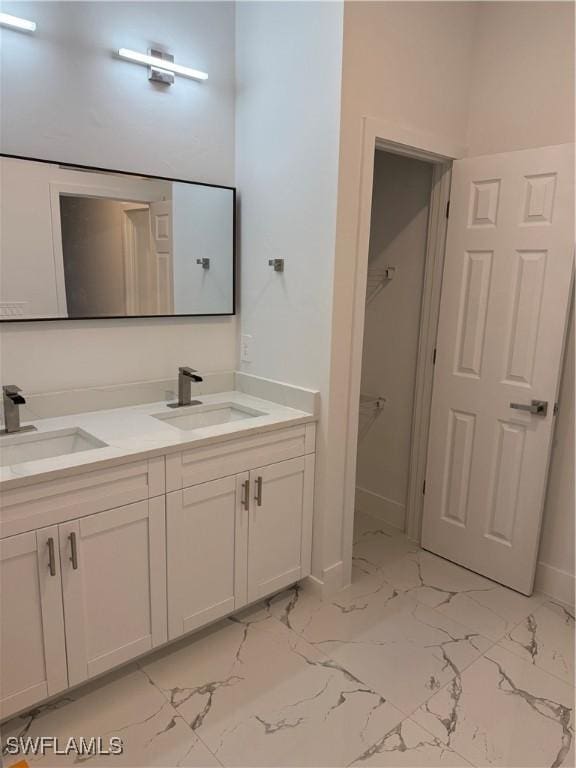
left=1, top=423, right=316, bottom=720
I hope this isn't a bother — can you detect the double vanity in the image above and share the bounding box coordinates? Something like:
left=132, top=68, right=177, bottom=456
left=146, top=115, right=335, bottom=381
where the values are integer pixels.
left=0, top=155, right=317, bottom=722
left=0, top=379, right=317, bottom=721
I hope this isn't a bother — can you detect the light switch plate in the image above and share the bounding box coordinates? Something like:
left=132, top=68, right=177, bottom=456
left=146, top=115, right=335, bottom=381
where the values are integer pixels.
left=240, top=334, right=253, bottom=363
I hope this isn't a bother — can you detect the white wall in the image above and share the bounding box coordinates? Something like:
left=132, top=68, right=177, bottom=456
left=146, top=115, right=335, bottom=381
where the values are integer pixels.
left=323, top=0, right=479, bottom=584
left=0, top=1, right=237, bottom=393
left=235, top=1, right=343, bottom=388
left=356, top=151, right=432, bottom=529
left=538, top=303, right=575, bottom=604
left=172, top=184, right=234, bottom=315
left=235, top=1, right=343, bottom=586
left=466, top=1, right=574, bottom=156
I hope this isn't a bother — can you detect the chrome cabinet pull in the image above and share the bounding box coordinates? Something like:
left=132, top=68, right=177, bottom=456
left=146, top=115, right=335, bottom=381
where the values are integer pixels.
left=510, top=399, right=548, bottom=417
left=68, top=532, right=79, bottom=570
left=47, top=537, right=56, bottom=577
left=255, top=476, right=263, bottom=507
left=241, top=479, right=250, bottom=510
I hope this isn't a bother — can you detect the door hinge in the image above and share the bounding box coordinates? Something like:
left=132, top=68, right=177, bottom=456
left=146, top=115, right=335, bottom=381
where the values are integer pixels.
left=554, top=402, right=559, bottom=415
left=446, top=200, right=450, bottom=218
left=432, top=348, right=437, bottom=365
left=422, top=480, right=426, bottom=495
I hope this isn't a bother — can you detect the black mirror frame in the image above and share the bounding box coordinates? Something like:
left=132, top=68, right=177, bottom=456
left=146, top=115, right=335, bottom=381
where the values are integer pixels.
left=0, top=153, right=237, bottom=322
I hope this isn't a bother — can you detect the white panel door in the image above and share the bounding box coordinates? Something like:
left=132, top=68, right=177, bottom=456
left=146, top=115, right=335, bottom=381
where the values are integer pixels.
left=149, top=199, right=174, bottom=314
left=422, top=144, right=574, bottom=594
left=248, top=457, right=306, bottom=602
left=59, top=499, right=167, bottom=686
left=0, top=527, right=67, bottom=719
left=167, top=474, right=248, bottom=640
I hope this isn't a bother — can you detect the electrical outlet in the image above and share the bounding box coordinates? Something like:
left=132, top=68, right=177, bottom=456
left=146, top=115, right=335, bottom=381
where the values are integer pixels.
left=241, top=334, right=253, bottom=363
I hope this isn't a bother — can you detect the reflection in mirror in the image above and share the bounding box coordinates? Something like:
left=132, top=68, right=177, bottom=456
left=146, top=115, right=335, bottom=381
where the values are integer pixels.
left=0, top=156, right=235, bottom=320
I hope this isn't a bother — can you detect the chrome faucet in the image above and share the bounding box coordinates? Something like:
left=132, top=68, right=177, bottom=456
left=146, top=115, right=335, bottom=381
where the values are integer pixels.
left=2, top=385, right=36, bottom=434
left=167, top=367, right=203, bottom=409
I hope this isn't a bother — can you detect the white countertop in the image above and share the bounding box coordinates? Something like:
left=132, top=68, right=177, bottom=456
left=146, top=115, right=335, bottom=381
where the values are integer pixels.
left=0, top=391, right=316, bottom=489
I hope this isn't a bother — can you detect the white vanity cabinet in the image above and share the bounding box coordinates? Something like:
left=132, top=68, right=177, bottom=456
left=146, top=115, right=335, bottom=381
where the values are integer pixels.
left=0, top=420, right=316, bottom=720
left=247, top=455, right=314, bottom=602
left=166, top=449, right=315, bottom=640
left=167, top=474, right=249, bottom=640
left=0, top=499, right=167, bottom=719
left=59, top=498, right=167, bottom=687
left=0, top=527, right=68, bottom=719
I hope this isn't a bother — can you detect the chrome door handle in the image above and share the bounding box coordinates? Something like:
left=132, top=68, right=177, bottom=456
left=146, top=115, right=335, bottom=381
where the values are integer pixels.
left=510, top=399, right=548, bottom=416
left=254, top=476, right=263, bottom=507
left=68, top=532, right=79, bottom=569
left=241, top=479, right=250, bottom=510
left=47, top=537, right=56, bottom=576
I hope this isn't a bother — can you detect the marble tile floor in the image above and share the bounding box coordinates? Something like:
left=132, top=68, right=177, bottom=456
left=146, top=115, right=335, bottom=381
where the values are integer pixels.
left=2, top=511, right=574, bottom=768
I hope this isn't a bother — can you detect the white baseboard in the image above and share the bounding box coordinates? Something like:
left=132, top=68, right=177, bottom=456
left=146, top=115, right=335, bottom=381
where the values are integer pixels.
left=304, top=560, right=345, bottom=599
left=535, top=561, right=575, bottom=607
left=355, top=486, right=405, bottom=531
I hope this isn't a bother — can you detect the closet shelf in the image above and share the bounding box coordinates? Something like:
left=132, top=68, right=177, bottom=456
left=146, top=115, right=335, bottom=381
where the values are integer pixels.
left=358, top=392, right=386, bottom=442
left=366, top=267, right=396, bottom=305
left=359, top=393, right=386, bottom=411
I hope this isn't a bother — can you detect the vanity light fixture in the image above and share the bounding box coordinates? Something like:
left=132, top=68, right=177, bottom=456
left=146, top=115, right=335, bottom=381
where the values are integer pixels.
left=117, top=48, right=208, bottom=84
left=0, top=12, right=37, bottom=32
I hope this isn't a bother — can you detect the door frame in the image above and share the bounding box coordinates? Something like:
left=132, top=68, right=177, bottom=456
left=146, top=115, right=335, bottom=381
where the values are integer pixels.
left=49, top=181, right=155, bottom=318
left=341, top=117, right=466, bottom=584
left=121, top=205, right=152, bottom=315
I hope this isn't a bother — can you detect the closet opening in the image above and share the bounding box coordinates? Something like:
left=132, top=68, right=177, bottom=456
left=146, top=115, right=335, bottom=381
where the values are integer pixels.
left=354, top=147, right=449, bottom=541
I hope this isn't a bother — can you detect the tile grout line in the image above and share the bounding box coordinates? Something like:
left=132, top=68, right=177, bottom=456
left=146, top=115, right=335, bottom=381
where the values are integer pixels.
left=346, top=525, right=540, bottom=764
left=397, top=615, right=574, bottom=766
left=489, top=604, right=576, bottom=688
left=268, top=578, right=503, bottom=766
left=136, top=522, right=571, bottom=767
left=391, top=632, right=504, bottom=768
left=135, top=662, right=226, bottom=767
left=355, top=522, right=571, bottom=682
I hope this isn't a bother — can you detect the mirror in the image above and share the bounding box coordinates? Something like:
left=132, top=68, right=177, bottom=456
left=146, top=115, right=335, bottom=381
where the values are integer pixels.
left=0, top=155, right=235, bottom=320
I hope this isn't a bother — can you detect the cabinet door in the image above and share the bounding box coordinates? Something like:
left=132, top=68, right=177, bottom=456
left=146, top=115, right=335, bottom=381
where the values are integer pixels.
left=167, top=474, right=248, bottom=640
left=59, top=498, right=167, bottom=687
left=0, top=527, right=67, bottom=719
left=248, top=456, right=309, bottom=602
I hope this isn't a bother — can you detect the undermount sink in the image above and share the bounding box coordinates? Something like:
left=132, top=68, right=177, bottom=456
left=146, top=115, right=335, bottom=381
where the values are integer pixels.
left=153, top=402, right=266, bottom=431
left=0, top=427, right=107, bottom=467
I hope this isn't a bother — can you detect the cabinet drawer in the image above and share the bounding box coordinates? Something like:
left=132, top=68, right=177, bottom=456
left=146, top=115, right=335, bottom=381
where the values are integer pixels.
left=166, top=423, right=316, bottom=491
left=0, top=457, right=165, bottom=539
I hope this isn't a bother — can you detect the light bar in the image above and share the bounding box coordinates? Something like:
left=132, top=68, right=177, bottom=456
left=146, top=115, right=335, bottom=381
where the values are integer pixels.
left=117, top=48, right=208, bottom=82
left=0, top=12, right=37, bottom=32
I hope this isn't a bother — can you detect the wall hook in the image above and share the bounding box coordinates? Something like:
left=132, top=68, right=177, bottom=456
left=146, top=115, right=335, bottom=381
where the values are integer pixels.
left=196, top=258, right=210, bottom=269
left=268, top=258, right=284, bottom=272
